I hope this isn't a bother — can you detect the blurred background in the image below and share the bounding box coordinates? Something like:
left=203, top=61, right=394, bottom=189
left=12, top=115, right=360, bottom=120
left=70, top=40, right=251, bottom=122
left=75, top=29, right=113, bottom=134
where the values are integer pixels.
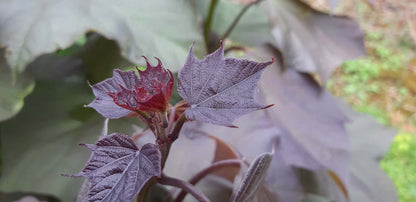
left=0, top=0, right=415, bottom=201
left=325, top=1, right=416, bottom=201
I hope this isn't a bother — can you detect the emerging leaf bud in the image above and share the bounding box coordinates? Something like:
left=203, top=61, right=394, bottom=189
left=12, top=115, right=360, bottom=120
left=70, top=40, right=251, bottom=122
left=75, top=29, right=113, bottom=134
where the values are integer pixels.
left=87, top=57, right=174, bottom=119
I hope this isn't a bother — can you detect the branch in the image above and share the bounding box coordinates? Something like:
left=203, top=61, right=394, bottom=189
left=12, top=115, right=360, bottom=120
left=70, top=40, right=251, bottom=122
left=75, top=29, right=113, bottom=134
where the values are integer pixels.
left=157, top=175, right=210, bottom=202
left=168, top=113, right=187, bottom=142
left=221, top=0, right=263, bottom=40
left=166, top=106, right=176, bottom=133
left=204, top=0, right=219, bottom=46
left=174, top=159, right=242, bottom=202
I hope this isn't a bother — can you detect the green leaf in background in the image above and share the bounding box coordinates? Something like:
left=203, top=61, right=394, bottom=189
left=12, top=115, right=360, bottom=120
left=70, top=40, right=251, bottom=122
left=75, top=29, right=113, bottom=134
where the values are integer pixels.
left=0, top=191, right=60, bottom=202
left=0, top=80, right=139, bottom=200
left=0, top=0, right=205, bottom=73
left=0, top=50, right=35, bottom=122
left=264, top=0, right=366, bottom=83
left=75, top=34, right=134, bottom=83
left=195, top=0, right=273, bottom=46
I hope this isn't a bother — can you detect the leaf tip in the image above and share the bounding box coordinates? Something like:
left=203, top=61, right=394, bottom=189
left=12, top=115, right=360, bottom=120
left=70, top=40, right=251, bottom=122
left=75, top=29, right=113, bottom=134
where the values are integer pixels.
left=61, top=173, right=82, bottom=178
left=141, top=56, right=151, bottom=68
left=261, top=104, right=274, bottom=110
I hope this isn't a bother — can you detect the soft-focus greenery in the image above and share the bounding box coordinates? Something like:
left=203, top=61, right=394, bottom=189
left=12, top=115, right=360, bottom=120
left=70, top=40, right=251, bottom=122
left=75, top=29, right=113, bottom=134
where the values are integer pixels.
left=381, top=134, right=416, bottom=202
left=329, top=28, right=416, bottom=201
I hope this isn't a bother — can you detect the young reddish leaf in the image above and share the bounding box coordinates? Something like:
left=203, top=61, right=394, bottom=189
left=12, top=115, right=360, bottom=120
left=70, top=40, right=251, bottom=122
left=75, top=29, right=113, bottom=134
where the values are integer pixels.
left=87, top=58, right=174, bottom=119
left=65, top=133, right=161, bottom=202
left=177, top=43, right=273, bottom=127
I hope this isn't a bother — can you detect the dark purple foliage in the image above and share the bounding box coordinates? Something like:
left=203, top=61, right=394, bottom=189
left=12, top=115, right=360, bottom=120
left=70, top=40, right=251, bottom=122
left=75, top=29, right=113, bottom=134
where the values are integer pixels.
left=87, top=57, right=174, bottom=119
left=65, top=133, right=161, bottom=202
left=177, top=43, right=274, bottom=127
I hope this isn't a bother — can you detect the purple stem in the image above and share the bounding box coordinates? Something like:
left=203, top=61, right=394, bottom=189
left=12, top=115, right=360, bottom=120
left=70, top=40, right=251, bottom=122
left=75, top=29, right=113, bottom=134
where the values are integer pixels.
left=174, top=159, right=242, bottom=202
left=157, top=175, right=210, bottom=202
left=166, top=106, right=176, bottom=133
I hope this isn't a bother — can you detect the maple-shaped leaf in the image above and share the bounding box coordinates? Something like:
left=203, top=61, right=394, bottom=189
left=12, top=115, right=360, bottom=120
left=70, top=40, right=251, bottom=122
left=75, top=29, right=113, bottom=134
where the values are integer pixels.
left=177, top=43, right=273, bottom=127
left=65, top=133, right=161, bottom=202
left=87, top=57, right=174, bottom=119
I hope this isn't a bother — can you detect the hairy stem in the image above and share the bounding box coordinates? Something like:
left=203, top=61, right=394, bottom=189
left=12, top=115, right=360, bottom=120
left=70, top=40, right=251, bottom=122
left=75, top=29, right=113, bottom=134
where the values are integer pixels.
left=160, top=113, right=187, bottom=169
left=157, top=175, right=210, bottom=202
left=166, top=106, right=176, bottom=133
left=168, top=113, right=187, bottom=142
left=161, top=111, right=169, bottom=128
left=204, top=0, right=219, bottom=46
left=221, top=0, right=263, bottom=40
left=174, top=159, right=242, bottom=202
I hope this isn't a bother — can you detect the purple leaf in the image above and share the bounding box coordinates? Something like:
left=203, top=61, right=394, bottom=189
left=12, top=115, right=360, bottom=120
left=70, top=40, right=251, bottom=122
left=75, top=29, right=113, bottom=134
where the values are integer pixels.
left=264, top=0, right=366, bottom=82
left=338, top=100, right=398, bottom=202
left=66, top=133, right=161, bottom=202
left=87, top=58, right=174, bottom=119
left=177, top=43, right=273, bottom=127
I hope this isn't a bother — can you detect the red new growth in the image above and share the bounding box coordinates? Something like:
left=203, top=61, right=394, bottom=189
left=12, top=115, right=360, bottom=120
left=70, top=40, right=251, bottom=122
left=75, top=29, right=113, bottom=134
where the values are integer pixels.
left=87, top=57, right=174, bottom=119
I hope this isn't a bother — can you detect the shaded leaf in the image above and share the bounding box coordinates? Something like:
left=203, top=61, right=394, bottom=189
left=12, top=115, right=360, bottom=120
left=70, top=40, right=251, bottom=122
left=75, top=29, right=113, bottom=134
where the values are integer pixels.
left=68, top=133, right=161, bottom=202
left=26, top=54, right=83, bottom=81
left=0, top=191, right=60, bottom=202
left=0, top=50, right=35, bottom=122
left=264, top=151, right=303, bottom=202
left=231, top=152, right=273, bottom=202
left=264, top=0, right=366, bottom=82
left=195, top=0, right=273, bottom=46
left=0, top=80, right=138, bottom=200
left=338, top=101, right=398, bottom=202
left=75, top=34, right=134, bottom=83
left=0, top=0, right=205, bottom=72
left=209, top=135, right=240, bottom=182
left=177, top=43, right=273, bottom=126
left=250, top=47, right=350, bottom=185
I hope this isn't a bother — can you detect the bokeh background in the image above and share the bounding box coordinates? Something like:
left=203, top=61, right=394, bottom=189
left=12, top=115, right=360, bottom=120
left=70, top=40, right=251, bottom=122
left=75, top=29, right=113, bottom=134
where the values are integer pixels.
left=0, top=0, right=415, bottom=201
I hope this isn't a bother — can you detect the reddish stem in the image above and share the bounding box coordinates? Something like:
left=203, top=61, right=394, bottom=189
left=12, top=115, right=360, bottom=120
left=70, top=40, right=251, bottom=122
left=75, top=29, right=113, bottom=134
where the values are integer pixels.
left=157, top=175, right=210, bottom=202
left=174, top=159, right=242, bottom=202
left=166, top=106, right=176, bottom=133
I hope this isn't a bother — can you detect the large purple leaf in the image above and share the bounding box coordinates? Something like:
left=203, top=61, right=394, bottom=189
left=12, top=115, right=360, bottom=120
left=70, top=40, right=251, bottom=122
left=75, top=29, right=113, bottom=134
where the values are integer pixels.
left=177, top=43, right=273, bottom=127
left=68, top=133, right=161, bottom=202
left=338, top=101, right=398, bottom=202
left=263, top=0, right=366, bottom=82
left=247, top=47, right=350, bottom=184
left=263, top=72, right=349, bottom=180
